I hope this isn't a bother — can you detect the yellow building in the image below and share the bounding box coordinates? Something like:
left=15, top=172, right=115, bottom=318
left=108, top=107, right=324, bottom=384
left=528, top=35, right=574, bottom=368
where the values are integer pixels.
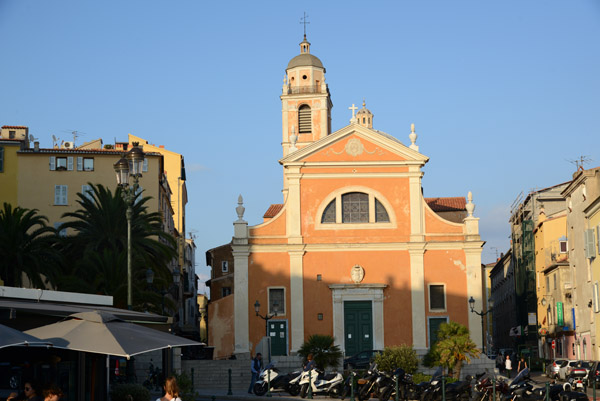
left=16, top=142, right=167, bottom=234
left=582, top=168, right=600, bottom=358
left=0, top=126, right=29, bottom=207
left=534, top=209, right=571, bottom=359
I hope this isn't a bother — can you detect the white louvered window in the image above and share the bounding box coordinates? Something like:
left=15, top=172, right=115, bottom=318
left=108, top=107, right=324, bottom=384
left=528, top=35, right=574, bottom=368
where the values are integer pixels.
left=82, top=185, right=93, bottom=201
left=53, top=222, right=67, bottom=237
left=585, top=229, right=596, bottom=259
left=594, top=282, right=600, bottom=313
left=49, top=156, right=56, bottom=170
left=143, top=158, right=148, bottom=172
left=67, top=156, right=74, bottom=171
left=298, top=104, right=312, bottom=134
left=54, top=185, right=68, bottom=205
left=77, top=157, right=83, bottom=171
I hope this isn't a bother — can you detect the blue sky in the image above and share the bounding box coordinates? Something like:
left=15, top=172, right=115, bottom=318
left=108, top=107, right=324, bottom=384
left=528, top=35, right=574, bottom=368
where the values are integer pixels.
left=1, top=1, right=599, bottom=295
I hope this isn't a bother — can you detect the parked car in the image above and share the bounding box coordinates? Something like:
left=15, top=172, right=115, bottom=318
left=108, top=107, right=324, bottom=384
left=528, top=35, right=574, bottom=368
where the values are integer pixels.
left=546, top=359, right=566, bottom=379
left=343, top=349, right=382, bottom=370
left=559, top=360, right=580, bottom=380
left=586, top=361, right=600, bottom=388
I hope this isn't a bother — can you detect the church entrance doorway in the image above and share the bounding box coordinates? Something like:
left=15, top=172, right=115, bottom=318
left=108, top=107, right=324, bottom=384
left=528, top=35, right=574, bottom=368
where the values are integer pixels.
left=344, top=301, right=373, bottom=356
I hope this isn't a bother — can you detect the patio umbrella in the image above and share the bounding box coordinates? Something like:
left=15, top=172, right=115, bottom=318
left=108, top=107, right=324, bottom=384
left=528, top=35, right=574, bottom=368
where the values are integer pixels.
left=24, top=310, right=203, bottom=358
left=0, top=323, right=51, bottom=348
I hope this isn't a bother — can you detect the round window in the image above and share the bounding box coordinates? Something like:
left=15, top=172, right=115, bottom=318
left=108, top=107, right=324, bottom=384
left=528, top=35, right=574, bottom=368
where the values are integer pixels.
left=302, top=75, right=307, bottom=80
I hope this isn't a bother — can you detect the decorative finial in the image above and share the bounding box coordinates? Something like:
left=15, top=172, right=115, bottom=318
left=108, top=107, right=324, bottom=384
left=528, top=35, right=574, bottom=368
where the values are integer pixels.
left=283, top=75, right=287, bottom=85
left=409, top=123, right=419, bottom=151
left=466, top=191, right=475, bottom=217
left=236, top=195, right=245, bottom=220
left=362, top=99, right=366, bottom=108
left=349, top=103, right=358, bottom=123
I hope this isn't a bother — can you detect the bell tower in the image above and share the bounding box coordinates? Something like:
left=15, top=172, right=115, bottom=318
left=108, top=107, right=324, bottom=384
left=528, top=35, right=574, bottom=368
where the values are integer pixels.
left=281, top=36, right=332, bottom=157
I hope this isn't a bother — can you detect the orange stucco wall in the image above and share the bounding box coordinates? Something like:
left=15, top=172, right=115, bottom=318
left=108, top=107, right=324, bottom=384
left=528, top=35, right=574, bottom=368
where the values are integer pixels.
left=423, top=250, right=468, bottom=345
left=424, top=206, right=464, bottom=234
left=304, top=135, right=407, bottom=163
left=209, top=295, right=235, bottom=359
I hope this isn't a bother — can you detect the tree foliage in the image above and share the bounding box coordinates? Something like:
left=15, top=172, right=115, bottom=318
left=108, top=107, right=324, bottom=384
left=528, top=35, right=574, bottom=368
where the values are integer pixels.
left=55, top=184, right=177, bottom=310
left=0, top=203, right=60, bottom=287
left=425, top=321, right=480, bottom=378
left=373, top=345, right=419, bottom=374
left=298, top=334, right=343, bottom=370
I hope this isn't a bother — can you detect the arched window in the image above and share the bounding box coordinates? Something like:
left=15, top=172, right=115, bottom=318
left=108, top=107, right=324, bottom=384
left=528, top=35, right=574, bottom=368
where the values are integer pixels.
left=321, top=199, right=336, bottom=223
left=342, top=192, right=369, bottom=223
left=319, top=190, right=392, bottom=226
left=298, top=104, right=312, bottom=134
left=375, top=198, right=390, bottom=222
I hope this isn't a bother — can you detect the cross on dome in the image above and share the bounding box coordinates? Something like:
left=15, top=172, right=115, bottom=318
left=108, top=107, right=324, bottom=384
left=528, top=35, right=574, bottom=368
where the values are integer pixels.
left=349, top=104, right=358, bottom=123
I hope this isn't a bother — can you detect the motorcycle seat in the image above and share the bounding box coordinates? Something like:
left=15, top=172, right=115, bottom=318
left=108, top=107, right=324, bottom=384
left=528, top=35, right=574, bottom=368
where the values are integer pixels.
left=323, top=373, right=338, bottom=381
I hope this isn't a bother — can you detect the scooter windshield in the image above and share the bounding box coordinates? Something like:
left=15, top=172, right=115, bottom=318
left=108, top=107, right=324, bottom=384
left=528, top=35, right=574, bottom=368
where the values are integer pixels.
left=431, top=367, right=443, bottom=379
left=511, top=367, right=530, bottom=385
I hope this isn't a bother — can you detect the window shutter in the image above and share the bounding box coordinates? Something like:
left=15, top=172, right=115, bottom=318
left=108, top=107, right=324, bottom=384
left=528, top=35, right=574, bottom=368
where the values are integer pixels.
left=134, top=186, right=143, bottom=204
left=586, top=229, right=596, bottom=259
left=594, top=282, right=600, bottom=313
left=61, top=185, right=68, bottom=204
left=50, top=156, right=56, bottom=170
left=67, top=157, right=74, bottom=171
left=77, top=157, right=83, bottom=171
left=54, top=185, right=61, bottom=204
left=597, top=226, right=600, bottom=254
left=82, top=185, right=93, bottom=201
left=143, top=158, right=148, bottom=172
left=0, top=147, right=4, bottom=172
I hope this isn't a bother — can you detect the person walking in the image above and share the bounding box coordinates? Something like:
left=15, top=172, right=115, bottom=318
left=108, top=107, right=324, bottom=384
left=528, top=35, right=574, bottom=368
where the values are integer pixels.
left=505, top=354, right=513, bottom=378
left=157, top=376, right=182, bottom=401
left=517, top=356, right=527, bottom=373
left=248, top=353, right=263, bottom=394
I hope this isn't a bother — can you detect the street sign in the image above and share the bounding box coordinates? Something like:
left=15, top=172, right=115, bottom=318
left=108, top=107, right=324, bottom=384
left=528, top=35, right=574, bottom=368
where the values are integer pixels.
left=552, top=340, right=555, bottom=349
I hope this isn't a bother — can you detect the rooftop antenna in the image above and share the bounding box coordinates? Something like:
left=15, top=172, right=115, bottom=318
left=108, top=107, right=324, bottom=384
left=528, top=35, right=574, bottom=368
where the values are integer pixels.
left=28, top=134, right=38, bottom=144
left=62, top=129, right=86, bottom=146
left=300, top=12, right=310, bottom=37
left=567, top=155, right=592, bottom=171
left=489, top=246, right=499, bottom=260
left=51, top=135, right=59, bottom=148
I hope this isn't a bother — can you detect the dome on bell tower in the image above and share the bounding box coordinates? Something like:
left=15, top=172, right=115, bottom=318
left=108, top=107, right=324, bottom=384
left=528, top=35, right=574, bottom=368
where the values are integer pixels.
left=286, top=35, right=325, bottom=71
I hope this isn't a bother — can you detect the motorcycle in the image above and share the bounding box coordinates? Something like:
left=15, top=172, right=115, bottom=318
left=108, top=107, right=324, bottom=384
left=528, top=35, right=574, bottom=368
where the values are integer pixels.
left=356, top=363, right=385, bottom=401
left=378, top=368, right=421, bottom=401
left=253, top=362, right=302, bottom=396
left=471, top=373, right=509, bottom=401
left=340, top=370, right=359, bottom=399
left=501, top=368, right=586, bottom=401
left=420, top=371, right=472, bottom=401
left=299, top=366, right=344, bottom=398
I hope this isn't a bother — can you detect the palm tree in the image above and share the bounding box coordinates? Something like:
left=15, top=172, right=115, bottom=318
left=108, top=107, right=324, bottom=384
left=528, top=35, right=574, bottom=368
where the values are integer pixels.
left=57, top=184, right=176, bottom=309
left=435, top=322, right=480, bottom=379
left=0, top=203, right=59, bottom=288
left=298, top=334, right=343, bottom=370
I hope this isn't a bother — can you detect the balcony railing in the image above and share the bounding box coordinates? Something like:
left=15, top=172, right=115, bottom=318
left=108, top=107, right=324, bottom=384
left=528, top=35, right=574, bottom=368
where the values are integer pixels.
left=285, top=85, right=324, bottom=95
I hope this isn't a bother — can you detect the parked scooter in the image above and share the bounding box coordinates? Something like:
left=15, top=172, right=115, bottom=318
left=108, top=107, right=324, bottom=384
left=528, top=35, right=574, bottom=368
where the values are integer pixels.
left=501, top=368, right=586, bottom=401
left=298, top=366, right=344, bottom=398
left=286, top=369, right=303, bottom=396
left=253, top=362, right=302, bottom=396
left=471, top=373, right=509, bottom=401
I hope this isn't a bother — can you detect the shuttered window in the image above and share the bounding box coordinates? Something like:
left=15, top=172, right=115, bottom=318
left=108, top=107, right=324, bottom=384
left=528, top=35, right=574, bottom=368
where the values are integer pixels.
left=143, top=158, right=148, bottom=172
left=82, top=185, right=93, bottom=201
left=77, top=157, right=83, bottom=171
left=67, top=156, right=74, bottom=171
left=585, top=229, right=596, bottom=259
left=0, top=147, right=4, bottom=172
left=54, top=185, right=68, bottom=205
left=298, top=104, right=312, bottom=134
left=429, top=284, right=446, bottom=310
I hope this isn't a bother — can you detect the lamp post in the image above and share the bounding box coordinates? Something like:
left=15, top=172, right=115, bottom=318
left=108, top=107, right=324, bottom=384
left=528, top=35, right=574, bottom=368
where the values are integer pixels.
left=255, top=300, right=279, bottom=363
left=114, top=142, right=145, bottom=310
left=469, top=296, right=494, bottom=355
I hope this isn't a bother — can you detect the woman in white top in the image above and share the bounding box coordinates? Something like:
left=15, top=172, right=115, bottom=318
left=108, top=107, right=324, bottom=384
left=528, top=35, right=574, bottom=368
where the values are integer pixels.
left=505, top=355, right=512, bottom=378
left=157, top=376, right=182, bottom=401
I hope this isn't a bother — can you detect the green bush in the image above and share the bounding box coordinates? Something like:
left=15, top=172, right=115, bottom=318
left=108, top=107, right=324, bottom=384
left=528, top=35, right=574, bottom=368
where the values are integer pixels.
left=373, top=345, right=419, bottom=374
left=298, top=334, right=343, bottom=370
left=174, top=372, right=198, bottom=401
left=109, top=383, right=150, bottom=401
left=411, top=373, right=456, bottom=384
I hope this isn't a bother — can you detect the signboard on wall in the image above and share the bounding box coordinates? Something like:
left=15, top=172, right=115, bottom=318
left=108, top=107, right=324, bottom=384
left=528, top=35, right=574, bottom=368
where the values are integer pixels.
left=528, top=313, right=537, bottom=325
left=557, top=302, right=564, bottom=326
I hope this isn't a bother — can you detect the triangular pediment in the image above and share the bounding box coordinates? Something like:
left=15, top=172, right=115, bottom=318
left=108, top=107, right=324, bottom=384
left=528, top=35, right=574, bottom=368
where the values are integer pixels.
left=279, top=123, right=429, bottom=165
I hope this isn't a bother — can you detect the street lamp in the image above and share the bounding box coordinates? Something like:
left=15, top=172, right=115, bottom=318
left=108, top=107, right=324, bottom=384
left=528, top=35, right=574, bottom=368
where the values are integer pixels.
left=114, top=142, right=145, bottom=310
left=255, top=300, right=279, bottom=364
left=469, top=296, right=494, bottom=355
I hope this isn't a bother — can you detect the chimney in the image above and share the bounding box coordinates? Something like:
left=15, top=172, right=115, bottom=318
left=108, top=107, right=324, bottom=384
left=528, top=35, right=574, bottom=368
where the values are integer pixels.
left=34, top=141, right=40, bottom=151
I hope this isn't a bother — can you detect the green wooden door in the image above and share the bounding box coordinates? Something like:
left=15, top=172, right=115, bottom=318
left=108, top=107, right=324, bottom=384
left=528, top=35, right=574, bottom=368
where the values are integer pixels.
left=428, top=317, right=448, bottom=347
left=344, top=301, right=373, bottom=356
left=268, top=320, right=287, bottom=356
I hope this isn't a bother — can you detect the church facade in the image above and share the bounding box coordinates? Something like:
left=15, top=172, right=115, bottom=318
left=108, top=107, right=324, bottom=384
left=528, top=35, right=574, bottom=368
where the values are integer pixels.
left=207, top=36, right=484, bottom=359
